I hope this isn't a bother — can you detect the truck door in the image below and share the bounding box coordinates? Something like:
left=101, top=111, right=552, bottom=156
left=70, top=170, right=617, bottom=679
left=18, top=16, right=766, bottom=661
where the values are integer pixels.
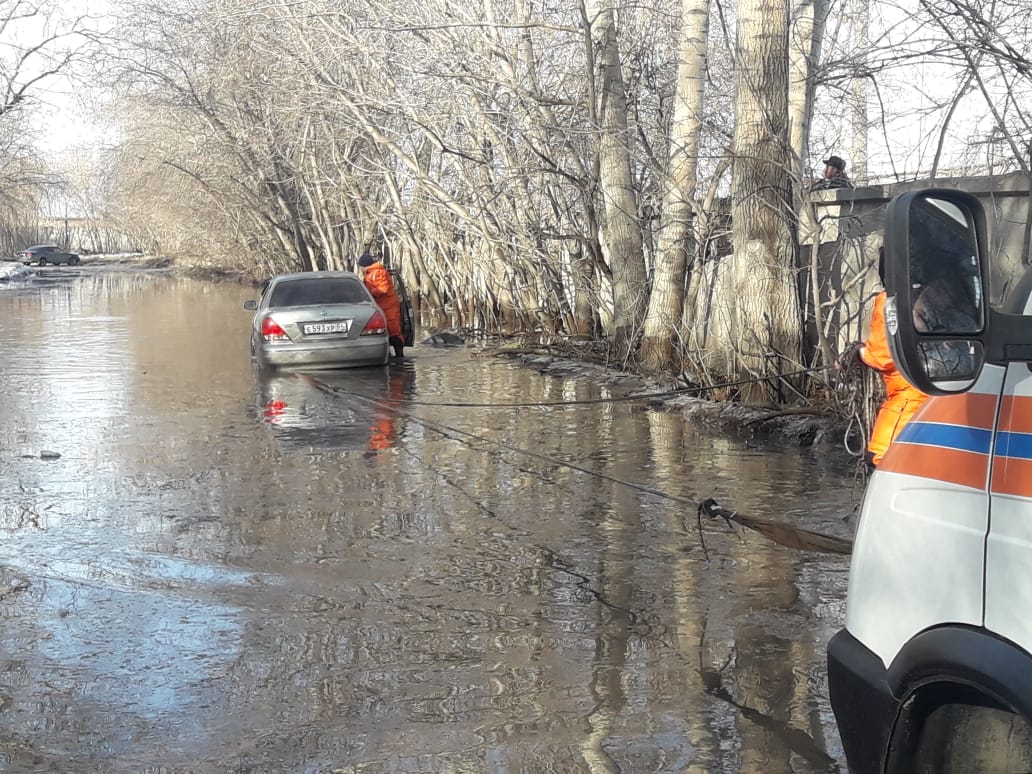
left=845, top=372, right=1001, bottom=665
left=985, top=363, right=1032, bottom=650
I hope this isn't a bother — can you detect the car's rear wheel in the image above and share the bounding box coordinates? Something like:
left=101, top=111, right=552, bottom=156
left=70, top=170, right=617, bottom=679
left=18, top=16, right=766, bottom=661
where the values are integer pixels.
left=68, top=256, right=79, bottom=265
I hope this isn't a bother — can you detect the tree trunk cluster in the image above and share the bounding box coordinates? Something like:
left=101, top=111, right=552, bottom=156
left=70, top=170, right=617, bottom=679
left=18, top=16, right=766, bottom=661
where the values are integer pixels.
left=14, top=0, right=1024, bottom=404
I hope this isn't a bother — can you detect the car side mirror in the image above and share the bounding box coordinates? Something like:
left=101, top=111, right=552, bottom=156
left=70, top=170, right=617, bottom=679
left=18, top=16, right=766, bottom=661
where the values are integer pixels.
left=883, top=190, right=989, bottom=395
left=243, top=299, right=258, bottom=311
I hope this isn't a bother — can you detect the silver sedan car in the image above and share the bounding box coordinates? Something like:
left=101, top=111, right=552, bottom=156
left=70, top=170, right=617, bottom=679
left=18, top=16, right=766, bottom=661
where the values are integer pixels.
left=244, top=272, right=391, bottom=369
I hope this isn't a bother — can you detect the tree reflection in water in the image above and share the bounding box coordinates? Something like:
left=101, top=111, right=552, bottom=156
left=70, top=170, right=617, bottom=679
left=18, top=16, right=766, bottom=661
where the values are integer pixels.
left=0, top=269, right=852, bottom=772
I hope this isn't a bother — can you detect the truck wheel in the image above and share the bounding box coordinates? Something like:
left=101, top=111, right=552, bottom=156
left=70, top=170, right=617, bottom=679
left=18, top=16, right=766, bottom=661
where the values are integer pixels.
left=891, top=688, right=1032, bottom=773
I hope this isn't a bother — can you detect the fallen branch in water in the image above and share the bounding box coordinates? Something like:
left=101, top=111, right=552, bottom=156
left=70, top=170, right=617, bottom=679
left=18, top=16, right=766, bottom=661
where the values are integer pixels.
left=742, top=407, right=827, bottom=427
left=698, top=497, right=853, bottom=555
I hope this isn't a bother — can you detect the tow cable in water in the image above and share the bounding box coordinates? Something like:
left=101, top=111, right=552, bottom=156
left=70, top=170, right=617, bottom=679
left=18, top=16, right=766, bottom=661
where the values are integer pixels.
left=300, top=372, right=847, bottom=766
left=304, top=372, right=854, bottom=557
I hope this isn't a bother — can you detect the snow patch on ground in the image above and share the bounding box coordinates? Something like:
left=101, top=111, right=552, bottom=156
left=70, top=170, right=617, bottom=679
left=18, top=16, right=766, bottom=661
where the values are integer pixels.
left=0, top=262, right=33, bottom=282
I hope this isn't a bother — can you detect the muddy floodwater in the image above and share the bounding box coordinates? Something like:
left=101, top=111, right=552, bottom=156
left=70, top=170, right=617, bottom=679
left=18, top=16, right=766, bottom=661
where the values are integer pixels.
left=0, top=265, right=859, bottom=772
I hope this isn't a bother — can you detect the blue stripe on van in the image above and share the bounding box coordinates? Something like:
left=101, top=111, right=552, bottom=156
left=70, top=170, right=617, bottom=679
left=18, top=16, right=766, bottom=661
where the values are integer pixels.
left=996, top=431, right=1032, bottom=461
left=895, top=421, right=993, bottom=455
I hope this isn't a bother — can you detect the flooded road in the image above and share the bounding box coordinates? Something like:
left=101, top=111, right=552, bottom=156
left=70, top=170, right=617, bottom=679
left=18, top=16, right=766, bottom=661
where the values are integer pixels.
left=0, top=266, right=857, bottom=772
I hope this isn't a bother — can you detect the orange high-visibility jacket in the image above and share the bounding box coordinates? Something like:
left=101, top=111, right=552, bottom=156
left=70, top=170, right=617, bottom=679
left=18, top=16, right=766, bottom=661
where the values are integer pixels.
left=362, top=262, right=403, bottom=339
left=860, top=291, right=928, bottom=465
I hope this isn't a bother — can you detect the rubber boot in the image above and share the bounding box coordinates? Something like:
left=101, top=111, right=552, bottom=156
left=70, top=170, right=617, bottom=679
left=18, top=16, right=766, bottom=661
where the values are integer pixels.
left=390, top=336, right=404, bottom=359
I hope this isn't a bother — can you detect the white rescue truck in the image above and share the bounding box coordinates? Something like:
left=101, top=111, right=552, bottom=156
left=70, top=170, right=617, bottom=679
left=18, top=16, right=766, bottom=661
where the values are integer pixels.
left=828, top=189, right=1032, bottom=772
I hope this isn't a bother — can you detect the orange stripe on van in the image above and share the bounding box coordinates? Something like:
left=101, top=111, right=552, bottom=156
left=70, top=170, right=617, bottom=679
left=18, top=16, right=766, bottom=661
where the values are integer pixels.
left=999, top=395, right=1032, bottom=434
left=913, top=393, right=998, bottom=429
left=992, top=456, right=1032, bottom=498
left=879, top=445, right=990, bottom=489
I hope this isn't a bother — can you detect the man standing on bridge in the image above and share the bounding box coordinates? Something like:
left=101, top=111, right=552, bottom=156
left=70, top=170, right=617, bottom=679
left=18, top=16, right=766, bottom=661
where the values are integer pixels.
left=812, top=155, right=854, bottom=190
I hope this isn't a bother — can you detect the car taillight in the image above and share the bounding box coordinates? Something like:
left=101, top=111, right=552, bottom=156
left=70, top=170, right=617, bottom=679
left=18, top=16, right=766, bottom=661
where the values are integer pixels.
left=261, top=316, right=288, bottom=341
left=361, top=311, right=387, bottom=336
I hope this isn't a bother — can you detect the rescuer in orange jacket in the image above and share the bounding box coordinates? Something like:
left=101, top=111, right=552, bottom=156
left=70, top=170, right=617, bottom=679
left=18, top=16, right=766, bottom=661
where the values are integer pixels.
left=857, top=290, right=927, bottom=466
left=843, top=249, right=927, bottom=467
left=358, top=253, right=405, bottom=358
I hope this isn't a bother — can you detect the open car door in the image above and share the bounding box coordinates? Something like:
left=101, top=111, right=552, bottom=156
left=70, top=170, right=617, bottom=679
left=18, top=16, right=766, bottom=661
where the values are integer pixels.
left=388, top=269, right=416, bottom=347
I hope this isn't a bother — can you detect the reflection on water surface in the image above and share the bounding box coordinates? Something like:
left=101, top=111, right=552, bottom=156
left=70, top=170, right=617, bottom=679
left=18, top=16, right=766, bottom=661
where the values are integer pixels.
left=0, top=268, right=852, bottom=772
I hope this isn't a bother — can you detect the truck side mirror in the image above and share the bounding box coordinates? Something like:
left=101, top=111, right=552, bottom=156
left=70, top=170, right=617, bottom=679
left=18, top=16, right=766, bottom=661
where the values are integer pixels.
left=883, top=190, right=989, bottom=395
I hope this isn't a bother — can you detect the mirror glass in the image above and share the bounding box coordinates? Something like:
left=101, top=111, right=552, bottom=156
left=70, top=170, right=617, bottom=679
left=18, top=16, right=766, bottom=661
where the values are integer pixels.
left=908, top=196, right=982, bottom=335
left=916, top=339, right=983, bottom=388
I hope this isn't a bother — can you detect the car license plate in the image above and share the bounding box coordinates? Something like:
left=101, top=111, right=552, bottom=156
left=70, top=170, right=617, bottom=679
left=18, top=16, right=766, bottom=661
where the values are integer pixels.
left=302, top=320, right=351, bottom=335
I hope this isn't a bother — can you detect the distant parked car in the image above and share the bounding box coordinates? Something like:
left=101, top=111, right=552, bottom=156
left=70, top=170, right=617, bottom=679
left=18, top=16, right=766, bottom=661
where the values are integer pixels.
left=244, top=271, right=406, bottom=370
left=18, top=245, right=80, bottom=266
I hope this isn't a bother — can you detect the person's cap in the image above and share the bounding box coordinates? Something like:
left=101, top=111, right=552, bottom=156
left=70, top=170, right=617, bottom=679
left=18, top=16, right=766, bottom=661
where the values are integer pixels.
left=823, top=155, right=846, bottom=171
left=358, top=254, right=375, bottom=267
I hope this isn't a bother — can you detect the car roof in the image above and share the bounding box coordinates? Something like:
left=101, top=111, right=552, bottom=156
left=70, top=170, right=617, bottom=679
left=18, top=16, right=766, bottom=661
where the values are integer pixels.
left=24, top=245, right=60, bottom=250
left=268, top=271, right=361, bottom=282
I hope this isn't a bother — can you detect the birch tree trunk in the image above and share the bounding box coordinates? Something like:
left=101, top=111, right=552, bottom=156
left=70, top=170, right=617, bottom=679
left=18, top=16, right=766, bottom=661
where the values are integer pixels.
left=716, top=0, right=802, bottom=401
left=584, top=0, right=646, bottom=358
left=789, top=0, right=831, bottom=375
left=788, top=0, right=827, bottom=186
left=638, top=0, right=710, bottom=373
left=850, top=0, right=870, bottom=182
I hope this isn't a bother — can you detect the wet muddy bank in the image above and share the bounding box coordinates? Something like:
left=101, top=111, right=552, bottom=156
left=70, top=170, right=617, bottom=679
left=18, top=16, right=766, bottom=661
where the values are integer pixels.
left=495, top=350, right=858, bottom=455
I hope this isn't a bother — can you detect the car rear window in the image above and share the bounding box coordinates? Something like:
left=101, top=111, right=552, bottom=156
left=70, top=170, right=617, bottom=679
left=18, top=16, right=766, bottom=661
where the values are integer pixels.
left=269, top=277, right=369, bottom=307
